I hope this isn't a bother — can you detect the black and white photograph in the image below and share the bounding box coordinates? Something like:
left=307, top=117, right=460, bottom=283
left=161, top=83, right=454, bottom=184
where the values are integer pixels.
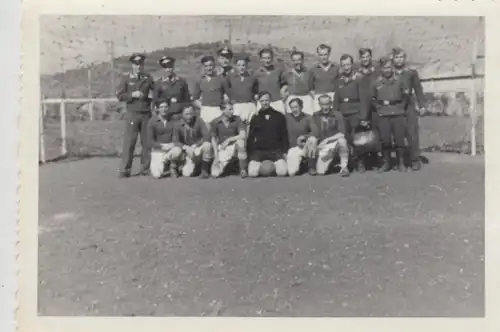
left=37, top=15, right=485, bottom=317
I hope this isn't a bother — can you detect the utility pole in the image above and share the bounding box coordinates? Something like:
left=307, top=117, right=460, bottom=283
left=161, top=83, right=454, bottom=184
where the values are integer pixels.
left=469, top=16, right=483, bottom=156
left=227, top=19, right=232, bottom=47
left=58, top=42, right=66, bottom=99
left=106, top=40, right=116, bottom=97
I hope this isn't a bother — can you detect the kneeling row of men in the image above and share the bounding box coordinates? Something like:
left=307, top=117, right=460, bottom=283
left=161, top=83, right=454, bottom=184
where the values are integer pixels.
left=148, top=93, right=349, bottom=179
left=147, top=58, right=412, bottom=179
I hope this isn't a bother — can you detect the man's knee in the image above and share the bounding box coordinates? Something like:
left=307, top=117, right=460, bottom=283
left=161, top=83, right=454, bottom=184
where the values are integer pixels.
left=275, top=160, right=288, bottom=177
left=168, top=146, right=183, bottom=160
left=286, top=149, right=302, bottom=176
left=182, top=159, right=196, bottom=177
left=248, top=161, right=260, bottom=177
left=306, top=136, right=318, bottom=145
left=316, top=160, right=329, bottom=175
left=150, top=167, right=163, bottom=179
left=337, top=137, right=349, bottom=151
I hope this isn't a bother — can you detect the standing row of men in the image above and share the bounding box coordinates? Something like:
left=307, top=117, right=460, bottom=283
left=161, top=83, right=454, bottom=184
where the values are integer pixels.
left=116, top=44, right=426, bottom=178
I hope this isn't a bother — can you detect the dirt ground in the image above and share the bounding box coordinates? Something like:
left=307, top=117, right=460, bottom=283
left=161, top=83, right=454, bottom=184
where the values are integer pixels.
left=38, top=153, right=484, bottom=317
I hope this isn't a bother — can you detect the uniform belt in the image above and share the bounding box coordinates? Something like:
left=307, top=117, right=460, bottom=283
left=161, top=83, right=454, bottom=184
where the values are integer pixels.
left=377, top=100, right=402, bottom=106
left=340, top=98, right=360, bottom=103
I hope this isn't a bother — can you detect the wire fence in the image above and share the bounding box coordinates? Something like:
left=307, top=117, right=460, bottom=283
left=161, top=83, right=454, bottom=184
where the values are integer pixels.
left=39, top=16, right=485, bottom=163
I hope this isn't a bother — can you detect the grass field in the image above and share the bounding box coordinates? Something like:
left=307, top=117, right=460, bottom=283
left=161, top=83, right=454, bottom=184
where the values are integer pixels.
left=38, top=153, right=484, bottom=317
left=41, top=114, right=485, bottom=162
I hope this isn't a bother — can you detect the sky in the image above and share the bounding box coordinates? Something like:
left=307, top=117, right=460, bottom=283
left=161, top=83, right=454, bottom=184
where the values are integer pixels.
left=40, top=16, right=481, bottom=75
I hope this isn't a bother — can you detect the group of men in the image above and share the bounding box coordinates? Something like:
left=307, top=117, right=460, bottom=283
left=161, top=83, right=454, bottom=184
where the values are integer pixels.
left=116, top=44, right=426, bottom=179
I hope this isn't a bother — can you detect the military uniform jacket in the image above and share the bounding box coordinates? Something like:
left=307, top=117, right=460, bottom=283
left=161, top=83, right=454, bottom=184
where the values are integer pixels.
left=333, top=72, right=370, bottom=119
left=116, top=72, right=154, bottom=112
left=152, top=75, right=191, bottom=115
left=370, top=75, right=410, bottom=117
left=356, top=65, right=380, bottom=111
left=394, top=67, right=425, bottom=109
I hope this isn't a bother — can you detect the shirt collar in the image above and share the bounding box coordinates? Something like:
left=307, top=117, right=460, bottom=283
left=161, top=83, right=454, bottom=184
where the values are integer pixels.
left=161, top=74, right=178, bottom=83
left=216, top=66, right=232, bottom=76
left=260, top=106, right=274, bottom=114
left=260, top=65, right=275, bottom=72
left=290, top=112, right=305, bottom=120
left=236, top=71, right=250, bottom=77
left=203, top=73, right=217, bottom=80
left=394, top=67, right=406, bottom=75
left=317, top=62, right=333, bottom=70
left=129, top=72, right=143, bottom=79
left=180, top=117, right=198, bottom=127
left=381, top=75, right=397, bottom=83
left=153, top=114, right=168, bottom=123
left=317, top=109, right=335, bottom=118
left=215, top=115, right=236, bottom=123
left=292, top=68, right=306, bottom=76
left=359, top=66, right=375, bottom=74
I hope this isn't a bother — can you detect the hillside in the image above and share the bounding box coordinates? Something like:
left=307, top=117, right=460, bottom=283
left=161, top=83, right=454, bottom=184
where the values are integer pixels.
left=40, top=41, right=419, bottom=99
left=40, top=16, right=484, bottom=99
left=41, top=42, right=311, bottom=98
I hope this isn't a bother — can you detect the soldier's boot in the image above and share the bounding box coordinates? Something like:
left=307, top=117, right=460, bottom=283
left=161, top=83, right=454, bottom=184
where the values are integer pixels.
left=378, top=150, right=391, bottom=173
left=169, top=163, right=180, bottom=178
left=339, top=166, right=350, bottom=177
left=396, top=148, right=407, bottom=172
left=118, top=171, right=130, bottom=179
left=239, top=159, right=248, bottom=178
left=357, top=155, right=366, bottom=173
left=199, top=160, right=211, bottom=179
left=307, top=157, right=318, bottom=176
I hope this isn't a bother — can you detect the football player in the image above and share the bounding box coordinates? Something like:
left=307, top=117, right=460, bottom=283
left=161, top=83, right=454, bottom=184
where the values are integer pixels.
left=247, top=91, right=289, bottom=177
left=285, top=97, right=319, bottom=176
left=210, top=101, right=248, bottom=178
left=147, top=100, right=183, bottom=178
left=192, top=55, right=230, bottom=125
left=282, top=50, right=315, bottom=115
left=312, top=94, right=350, bottom=177
left=172, top=106, right=213, bottom=178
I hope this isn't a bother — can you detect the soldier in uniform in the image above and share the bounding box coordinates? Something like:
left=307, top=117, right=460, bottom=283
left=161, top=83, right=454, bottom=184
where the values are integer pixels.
left=147, top=100, right=183, bottom=179
left=285, top=97, right=319, bottom=176
left=282, top=50, right=315, bottom=115
left=216, top=46, right=234, bottom=77
left=371, top=57, right=410, bottom=172
left=152, top=56, right=191, bottom=121
left=192, top=55, right=230, bottom=125
left=312, top=94, right=350, bottom=177
left=392, top=47, right=426, bottom=171
left=310, top=44, right=339, bottom=112
left=357, top=47, right=381, bottom=168
left=254, top=48, right=287, bottom=114
left=332, top=54, right=370, bottom=172
left=172, top=106, right=213, bottom=179
left=210, top=101, right=248, bottom=178
left=226, top=54, right=258, bottom=125
left=116, top=53, right=155, bottom=178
